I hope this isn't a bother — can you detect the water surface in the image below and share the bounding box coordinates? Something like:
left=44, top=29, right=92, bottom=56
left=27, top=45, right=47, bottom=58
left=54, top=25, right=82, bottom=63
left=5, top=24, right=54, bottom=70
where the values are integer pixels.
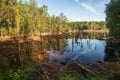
left=0, top=32, right=108, bottom=67
left=48, top=38, right=106, bottom=65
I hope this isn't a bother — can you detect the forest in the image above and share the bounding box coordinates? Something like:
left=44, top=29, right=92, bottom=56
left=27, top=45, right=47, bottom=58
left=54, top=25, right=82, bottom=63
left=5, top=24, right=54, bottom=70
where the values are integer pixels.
left=69, top=21, right=107, bottom=30
left=0, top=0, right=120, bottom=80
left=0, top=0, right=108, bottom=37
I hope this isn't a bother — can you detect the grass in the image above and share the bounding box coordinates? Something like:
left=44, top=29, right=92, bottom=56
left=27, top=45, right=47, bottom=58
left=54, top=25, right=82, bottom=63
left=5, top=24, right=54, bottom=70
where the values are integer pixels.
left=0, top=59, right=119, bottom=80
left=42, top=69, right=115, bottom=80
left=0, top=55, right=116, bottom=80
left=0, top=55, right=36, bottom=80
left=0, top=66, right=36, bottom=80
left=58, top=70, right=107, bottom=80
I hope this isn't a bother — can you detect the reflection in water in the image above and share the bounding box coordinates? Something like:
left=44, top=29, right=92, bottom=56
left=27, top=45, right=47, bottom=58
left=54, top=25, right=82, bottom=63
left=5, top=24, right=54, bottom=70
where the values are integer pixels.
left=47, top=32, right=108, bottom=65
left=105, top=39, right=120, bottom=61
left=62, top=39, right=106, bottom=65
left=0, top=32, right=108, bottom=68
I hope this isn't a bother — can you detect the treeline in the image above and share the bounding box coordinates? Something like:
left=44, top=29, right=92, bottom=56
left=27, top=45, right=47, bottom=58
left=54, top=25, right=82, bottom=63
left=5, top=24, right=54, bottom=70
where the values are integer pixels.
left=69, top=21, right=107, bottom=30
left=0, top=0, right=109, bottom=37
left=0, top=0, right=69, bottom=37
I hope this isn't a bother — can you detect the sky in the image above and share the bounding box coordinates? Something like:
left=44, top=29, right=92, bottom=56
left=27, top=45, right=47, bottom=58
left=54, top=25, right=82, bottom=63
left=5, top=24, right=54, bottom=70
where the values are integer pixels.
left=25, top=0, right=110, bottom=22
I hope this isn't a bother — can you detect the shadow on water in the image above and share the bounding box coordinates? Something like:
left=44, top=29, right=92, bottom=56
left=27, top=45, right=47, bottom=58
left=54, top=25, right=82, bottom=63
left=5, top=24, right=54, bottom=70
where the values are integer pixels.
left=0, top=32, right=114, bottom=69
left=104, top=25, right=120, bottom=61
left=105, top=39, right=120, bottom=62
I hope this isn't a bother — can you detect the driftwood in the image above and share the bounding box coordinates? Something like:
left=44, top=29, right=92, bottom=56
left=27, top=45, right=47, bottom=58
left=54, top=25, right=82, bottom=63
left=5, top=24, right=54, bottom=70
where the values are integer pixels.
left=35, top=61, right=47, bottom=76
left=59, top=57, right=101, bottom=76
left=75, top=61, right=102, bottom=76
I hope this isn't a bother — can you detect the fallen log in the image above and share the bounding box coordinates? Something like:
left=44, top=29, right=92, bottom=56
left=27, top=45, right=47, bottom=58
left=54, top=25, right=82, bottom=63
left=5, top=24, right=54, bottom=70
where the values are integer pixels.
left=59, top=58, right=101, bottom=76
left=75, top=62, right=102, bottom=76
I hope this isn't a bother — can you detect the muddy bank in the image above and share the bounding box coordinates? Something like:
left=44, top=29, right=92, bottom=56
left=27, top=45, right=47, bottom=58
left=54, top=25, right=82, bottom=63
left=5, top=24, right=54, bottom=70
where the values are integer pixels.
left=0, top=33, right=69, bottom=43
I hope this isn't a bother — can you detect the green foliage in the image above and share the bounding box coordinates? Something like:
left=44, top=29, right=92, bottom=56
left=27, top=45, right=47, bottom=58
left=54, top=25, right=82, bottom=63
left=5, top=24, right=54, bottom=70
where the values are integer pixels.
left=58, top=70, right=114, bottom=80
left=0, top=55, right=36, bottom=80
left=106, top=0, right=120, bottom=39
left=4, top=69, right=22, bottom=80
left=0, top=0, right=108, bottom=37
left=115, top=51, right=120, bottom=62
left=43, top=71, right=51, bottom=80
left=0, top=0, right=69, bottom=37
left=69, top=21, right=107, bottom=30
left=59, top=70, right=80, bottom=80
left=1, top=67, right=36, bottom=80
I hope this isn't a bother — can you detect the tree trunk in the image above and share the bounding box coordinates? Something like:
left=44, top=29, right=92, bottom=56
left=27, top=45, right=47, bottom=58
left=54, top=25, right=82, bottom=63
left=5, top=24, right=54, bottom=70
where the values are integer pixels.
left=0, top=28, right=3, bottom=37
left=8, top=27, right=10, bottom=36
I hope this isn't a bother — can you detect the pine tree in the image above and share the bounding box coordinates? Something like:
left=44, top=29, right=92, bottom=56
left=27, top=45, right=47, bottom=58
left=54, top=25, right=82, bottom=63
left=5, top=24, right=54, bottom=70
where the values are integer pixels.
left=106, top=0, right=120, bottom=38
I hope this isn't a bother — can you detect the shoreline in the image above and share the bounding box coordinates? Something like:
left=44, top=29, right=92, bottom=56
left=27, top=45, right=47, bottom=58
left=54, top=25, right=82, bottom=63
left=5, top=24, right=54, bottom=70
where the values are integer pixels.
left=0, top=30, right=109, bottom=42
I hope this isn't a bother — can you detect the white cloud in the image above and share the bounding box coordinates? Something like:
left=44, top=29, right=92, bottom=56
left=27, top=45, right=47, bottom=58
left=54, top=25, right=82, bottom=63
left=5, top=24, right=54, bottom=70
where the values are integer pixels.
left=81, top=3, right=99, bottom=15
left=74, top=0, right=79, bottom=3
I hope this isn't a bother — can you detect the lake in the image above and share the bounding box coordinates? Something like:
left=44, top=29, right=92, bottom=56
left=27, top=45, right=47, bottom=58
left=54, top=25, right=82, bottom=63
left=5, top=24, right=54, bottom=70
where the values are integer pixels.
left=47, top=38, right=106, bottom=66
left=0, top=32, right=108, bottom=67
left=38, top=32, right=108, bottom=66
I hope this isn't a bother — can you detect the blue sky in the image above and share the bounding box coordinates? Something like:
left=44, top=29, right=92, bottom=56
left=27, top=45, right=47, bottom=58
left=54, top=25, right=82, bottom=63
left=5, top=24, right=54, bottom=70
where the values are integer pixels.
left=25, top=0, right=110, bottom=22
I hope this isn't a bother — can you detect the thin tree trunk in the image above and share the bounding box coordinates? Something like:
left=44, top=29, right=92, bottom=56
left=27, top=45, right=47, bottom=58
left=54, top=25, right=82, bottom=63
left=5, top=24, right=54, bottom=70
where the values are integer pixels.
left=0, top=28, right=3, bottom=37
left=8, top=27, right=10, bottom=36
